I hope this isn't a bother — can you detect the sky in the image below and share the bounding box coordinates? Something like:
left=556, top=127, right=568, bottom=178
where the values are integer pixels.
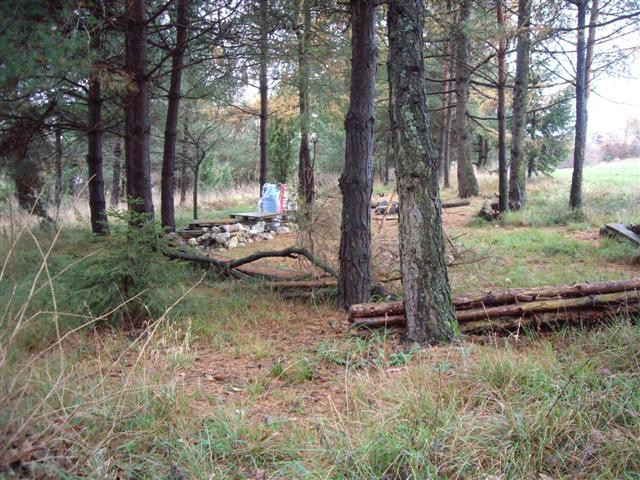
left=589, top=60, right=640, bottom=138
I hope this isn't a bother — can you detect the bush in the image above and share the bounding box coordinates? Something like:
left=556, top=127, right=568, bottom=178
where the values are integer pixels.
left=62, top=210, right=191, bottom=328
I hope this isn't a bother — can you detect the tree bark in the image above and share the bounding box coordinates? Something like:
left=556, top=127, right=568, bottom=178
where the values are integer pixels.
left=497, top=0, right=508, bottom=212
left=192, top=161, right=200, bottom=220
left=87, top=46, right=108, bottom=235
left=124, top=0, right=154, bottom=222
left=439, top=42, right=451, bottom=186
left=387, top=0, right=458, bottom=344
left=297, top=0, right=314, bottom=209
left=508, top=0, right=532, bottom=209
left=454, top=0, right=479, bottom=198
left=338, top=0, right=377, bottom=309
left=54, top=126, right=62, bottom=218
left=585, top=0, right=599, bottom=100
left=161, top=0, right=189, bottom=231
left=569, top=0, right=588, bottom=211
left=111, top=142, right=121, bottom=207
left=180, top=107, right=189, bottom=205
left=443, top=76, right=454, bottom=189
left=258, top=0, right=269, bottom=191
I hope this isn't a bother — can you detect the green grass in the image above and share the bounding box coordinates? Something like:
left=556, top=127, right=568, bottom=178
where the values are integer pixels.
left=450, top=225, right=638, bottom=292
left=129, top=321, right=637, bottom=479
left=174, top=203, right=255, bottom=228
left=2, top=159, right=640, bottom=478
left=498, top=160, right=640, bottom=228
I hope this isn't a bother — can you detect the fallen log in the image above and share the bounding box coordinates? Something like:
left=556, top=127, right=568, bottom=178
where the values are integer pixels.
left=456, top=290, right=640, bottom=322
left=442, top=200, right=471, bottom=209
left=348, top=278, right=640, bottom=320
left=163, top=246, right=339, bottom=279
left=264, top=278, right=337, bottom=290
left=350, top=303, right=640, bottom=333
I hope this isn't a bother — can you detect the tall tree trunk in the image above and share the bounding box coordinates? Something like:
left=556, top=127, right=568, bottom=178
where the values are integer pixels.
left=497, top=0, right=508, bottom=212
left=443, top=76, right=454, bottom=189
left=297, top=0, right=314, bottom=209
left=454, top=0, right=479, bottom=198
left=508, top=0, right=532, bottom=209
left=180, top=107, right=189, bottom=205
left=87, top=52, right=108, bottom=235
left=383, top=141, right=390, bottom=185
left=387, top=64, right=401, bottom=189
left=161, top=0, right=189, bottom=231
left=192, top=161, right=200, bottom=220
left=111, top=141, right=121, bottom=206
left=569, top=0, right=588, bottom=211
left=438, top=43, right=450, bottom=185
left=124, top=0, right=154, bottom=222
left=54, top=126, right=62, bottom=219
left=258, top=0, right=269, bottom=191
left=585, top=0, right=598, bottom=100
left=338, top=0, right=376, bottom=309
left=388, top=0, right=459, bottom=344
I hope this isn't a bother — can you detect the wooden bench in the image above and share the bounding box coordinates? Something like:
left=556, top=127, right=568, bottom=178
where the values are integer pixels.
left=229, top=211, right=294, bottom=223
left=600, top=223, right=640, bottom=246
left=188, top=218, right=237, bottom=229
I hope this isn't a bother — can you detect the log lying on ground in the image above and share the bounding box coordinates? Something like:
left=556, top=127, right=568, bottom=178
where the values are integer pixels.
left=163, top=246, right=338, bottom=280
left=348, top=278, right=640, bottom=321
left=351, top=305, right=640, bottom=333
left=349, top=278, right=640, bottom=333
left=442, top=199, right=471, bottom=209
left=263, top=278, right=337, bottom=290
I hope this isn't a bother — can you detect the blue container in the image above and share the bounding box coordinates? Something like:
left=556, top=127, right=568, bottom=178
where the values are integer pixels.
left=259, top=183, right=280, bottom=213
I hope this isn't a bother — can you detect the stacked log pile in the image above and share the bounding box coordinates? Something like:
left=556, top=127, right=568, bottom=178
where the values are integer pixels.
left=348, top=279, right=640, bottom=333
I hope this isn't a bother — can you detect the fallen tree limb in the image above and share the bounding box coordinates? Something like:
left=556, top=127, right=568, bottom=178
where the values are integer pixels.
left=456, top=290, right=640, bottom=322
left=348, top=278, right=640, bottom=320
left=350, top=306, right=640, bottom=333
left=163, top=246, right=339, bottom=279
left=348, top=278, right=640, bottom=334
left=442, top=200, right=471, bottom=208
left=263, top=278, right=337, bottom=290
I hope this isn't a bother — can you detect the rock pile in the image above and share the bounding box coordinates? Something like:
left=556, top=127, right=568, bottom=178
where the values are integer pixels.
left=179, top=220, right=298, bottom=252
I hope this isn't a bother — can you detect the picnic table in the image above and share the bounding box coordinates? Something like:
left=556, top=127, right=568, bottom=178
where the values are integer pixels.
left=229, top=211, right=293, bottom=223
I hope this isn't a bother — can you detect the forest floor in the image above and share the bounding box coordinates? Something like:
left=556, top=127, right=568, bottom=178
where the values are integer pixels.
left=1, top=159, right=639, bottom=479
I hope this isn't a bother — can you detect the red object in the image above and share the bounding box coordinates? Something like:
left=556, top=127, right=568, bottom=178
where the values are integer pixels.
left=279, top=184, right=285, bottom=213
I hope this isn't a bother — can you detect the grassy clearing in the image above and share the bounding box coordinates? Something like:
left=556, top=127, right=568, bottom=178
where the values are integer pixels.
left=494, top=159, right=640, bottom=228
left=2, top=160, right=639, bottom=477
left=451, top=227, right=638, bottom=292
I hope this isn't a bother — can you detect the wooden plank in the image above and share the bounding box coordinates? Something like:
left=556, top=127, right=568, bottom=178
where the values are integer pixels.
left=230, top=211, right=282, bottom=220
left=601, top=223, right=640, bottom=246
left=189, top=218, right=237, bottom=228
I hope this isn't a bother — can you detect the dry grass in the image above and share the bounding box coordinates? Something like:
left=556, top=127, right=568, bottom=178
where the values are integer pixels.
left=1, top=159, right=639, bottom=477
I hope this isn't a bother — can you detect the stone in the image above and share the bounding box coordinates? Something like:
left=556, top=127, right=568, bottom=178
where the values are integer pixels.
left=276, top=226, right=290, bottom=235
left=249, top=221, right=266, bottom=235
left=222, top=223, right=244, bottom=233
left=213, top=232, right=231, bottom=244
left=211, top=226, right=222, bottom=234
left=187, top=238, right=198, bottom=246
left=225, top=236, right=239, bottom=249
